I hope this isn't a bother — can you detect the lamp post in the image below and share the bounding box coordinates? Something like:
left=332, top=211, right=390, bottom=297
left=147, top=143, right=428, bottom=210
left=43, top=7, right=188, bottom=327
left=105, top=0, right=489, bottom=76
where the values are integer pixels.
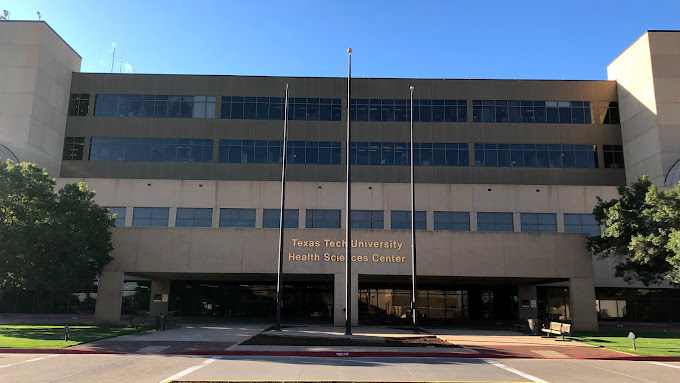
left=345, top=48, right=353, bottom=336
left=274, top=83, right=290, bottom=331
left=409, top=85, right=418, bottom=329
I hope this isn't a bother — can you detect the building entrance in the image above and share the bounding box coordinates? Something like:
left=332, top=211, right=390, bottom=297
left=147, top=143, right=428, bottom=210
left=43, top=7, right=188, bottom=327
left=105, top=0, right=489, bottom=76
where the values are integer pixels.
left=359, top=278, right=519, bottom=325
left=169, top=278, right=333, bottom=323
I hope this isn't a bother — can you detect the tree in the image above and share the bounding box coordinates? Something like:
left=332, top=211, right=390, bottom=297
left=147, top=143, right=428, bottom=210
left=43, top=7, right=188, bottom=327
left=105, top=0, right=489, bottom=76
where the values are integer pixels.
left=589, top=176, right=680, bottom=285
left=0, top=161, right=113, bottom=299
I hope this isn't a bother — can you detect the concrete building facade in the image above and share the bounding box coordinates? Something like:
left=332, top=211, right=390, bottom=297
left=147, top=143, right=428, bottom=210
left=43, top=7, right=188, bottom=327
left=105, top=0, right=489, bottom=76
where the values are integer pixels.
left=3, top=21, right=680, bottom=330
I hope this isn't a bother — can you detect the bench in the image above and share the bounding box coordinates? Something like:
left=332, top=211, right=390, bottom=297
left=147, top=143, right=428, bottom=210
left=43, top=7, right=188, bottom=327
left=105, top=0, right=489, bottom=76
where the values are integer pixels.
left=541, top=321, right=571, bottom=341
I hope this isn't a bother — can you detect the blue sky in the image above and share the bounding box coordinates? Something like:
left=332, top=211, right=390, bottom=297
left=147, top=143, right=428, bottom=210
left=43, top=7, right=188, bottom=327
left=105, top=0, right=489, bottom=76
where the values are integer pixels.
left=5, top=0, right=680, bottom=79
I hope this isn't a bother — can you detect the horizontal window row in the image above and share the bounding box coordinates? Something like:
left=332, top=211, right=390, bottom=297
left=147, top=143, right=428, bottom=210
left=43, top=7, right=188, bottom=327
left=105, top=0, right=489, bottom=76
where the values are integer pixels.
left=94, top=94, right=216, bottom=118
left=349, top=99, right=466, bottom=122
left=473, top=100, right=592, bottom=124
left=68, top=137, right=622, bottom=170
left=221, top=96, right=342, bottom=121
left=474, top=143, right=599, bottom=168
left=219, top=140, right=341, bottom=165
left=350, top=142, right=469, bottom=166
left=70, top=94, right=620, bottom=125
left=108, top=207, right=600, bottom=235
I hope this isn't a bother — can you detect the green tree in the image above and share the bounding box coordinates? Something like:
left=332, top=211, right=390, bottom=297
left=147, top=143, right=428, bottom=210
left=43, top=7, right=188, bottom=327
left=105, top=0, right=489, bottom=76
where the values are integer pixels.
left=589, top=176, right=680, bottom=285
left=0, top=161, right=113, bottom=297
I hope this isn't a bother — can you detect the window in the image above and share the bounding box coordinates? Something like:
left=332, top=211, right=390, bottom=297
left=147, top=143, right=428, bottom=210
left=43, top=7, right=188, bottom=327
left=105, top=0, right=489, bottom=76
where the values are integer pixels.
left=94, top=94, right=215, bottom=118
left=473, top=100, right=591, bottom=124
left=603, top=145, right=624, bottom=169
left=221, top=96, right=341, bottom=121
left=474, top=143, right=598, bottom=169
left=351, top=210, right=384, bottom=229
left=176, top=208, right=213, bottom=227
left=564, top=213, right=600, bottom=236
left=391, top=210, right=426, bottom=230
left=305, top=209, right=341, bottom=228
left=602, top=102, right=620, bottom=124
left=262, top=209, right=299, bottom=228
left=520, top=213, right=557, bottom=233
left=434, top=212, right=470, bottom=231
left=218, top=140, right=340, bottom=165
left=62, top=137, right=85, bottom=160
left=107, top=207, right=126, bottom=227
left=350, top=142, right=468, bottom=166
left=219, top=208, right=256, bottom=228
left=89, top=137, right=213, bottom=162
left=477, top=212, right=513, bottom=232
left=597, top=299, right=626, bottom=319
left=132, top=207, right=169, bottom=227
left=351, top=99, right=466, bottom=122
left=68, top=94, right=90, bottom=116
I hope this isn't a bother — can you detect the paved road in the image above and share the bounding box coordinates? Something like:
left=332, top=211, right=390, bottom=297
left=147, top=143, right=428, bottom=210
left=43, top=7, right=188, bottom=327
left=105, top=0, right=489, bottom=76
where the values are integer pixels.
left=1, top=354, right=679, bottom=383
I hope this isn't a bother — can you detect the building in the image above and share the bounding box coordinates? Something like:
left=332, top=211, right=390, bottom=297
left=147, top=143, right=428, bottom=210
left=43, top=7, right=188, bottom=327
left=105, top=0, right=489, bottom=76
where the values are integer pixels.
left=2, top=21, right=680, bottom=330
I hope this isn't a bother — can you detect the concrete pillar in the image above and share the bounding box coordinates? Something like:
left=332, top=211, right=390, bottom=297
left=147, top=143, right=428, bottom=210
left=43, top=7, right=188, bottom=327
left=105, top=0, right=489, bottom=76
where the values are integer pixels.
left=149, top=279, right=171, bottom=315
left=569, top=277, right=599, bottom=331
left=94, top=271, right=124, bottom=323
left=517, top=284, right=538, bottom=321
left=334, top=273, right=358, bottom=327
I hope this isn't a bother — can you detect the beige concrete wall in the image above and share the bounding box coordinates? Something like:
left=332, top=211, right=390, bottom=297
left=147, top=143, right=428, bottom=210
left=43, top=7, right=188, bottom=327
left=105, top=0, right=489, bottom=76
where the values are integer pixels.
left=0, top=21, right=81, bottom=175
left=608, top=31, right=680, bottom=185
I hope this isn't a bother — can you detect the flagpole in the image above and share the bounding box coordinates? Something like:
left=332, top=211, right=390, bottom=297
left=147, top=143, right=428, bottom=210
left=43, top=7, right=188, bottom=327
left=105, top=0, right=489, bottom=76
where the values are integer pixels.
left=409, top=85, right=418, bottom=329
left=345, top=48, right=353, bottom=336
left=274, top=83, right=290, bottom=331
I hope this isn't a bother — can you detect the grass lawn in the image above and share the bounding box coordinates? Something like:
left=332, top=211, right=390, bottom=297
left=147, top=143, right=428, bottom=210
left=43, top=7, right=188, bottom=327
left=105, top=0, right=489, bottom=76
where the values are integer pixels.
left=570, top=331, right=680, bottom=356
left=0, top=324, right=146, bottom=349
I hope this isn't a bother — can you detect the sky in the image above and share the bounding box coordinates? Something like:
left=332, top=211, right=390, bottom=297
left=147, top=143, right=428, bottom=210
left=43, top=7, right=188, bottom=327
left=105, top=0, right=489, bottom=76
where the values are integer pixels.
left=3, top=0, right=680, bottom=79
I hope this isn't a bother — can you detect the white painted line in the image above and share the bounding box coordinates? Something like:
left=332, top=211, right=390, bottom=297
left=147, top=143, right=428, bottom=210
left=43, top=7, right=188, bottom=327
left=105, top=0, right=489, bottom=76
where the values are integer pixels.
left=484, top=359, right=550, bottom=383
left=648, top=361, right=680, bottom=369
left=159, top=357, right=218, bottom=383
left=0, top=354, right=58, bottom=369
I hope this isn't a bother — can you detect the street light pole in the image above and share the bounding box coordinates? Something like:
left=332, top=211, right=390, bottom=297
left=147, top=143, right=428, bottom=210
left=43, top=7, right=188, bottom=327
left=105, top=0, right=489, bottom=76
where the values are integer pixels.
left=274, top=83, right=290, bottom=331
left=345, top=48, right=353, bottom=336
left=409, top=85, right=418, bottom=329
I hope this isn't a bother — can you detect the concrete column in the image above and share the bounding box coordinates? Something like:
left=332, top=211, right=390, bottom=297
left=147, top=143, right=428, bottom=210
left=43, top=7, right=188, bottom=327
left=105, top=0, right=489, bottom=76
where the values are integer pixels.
left=513, top=212, right=521, bottom=232
left=518, top=284, right=538, bottom=321
left=149, top=279, right=171, bottom=315
left=168, top=207, right=177, bottom=227
left=334, top=273, right=358, bottom=327
left=94, top=271, right=124, bottom=323
left=569, top=277, right=599, bottom=331
left=124, top=207, right=133, bottom=227
left=470, top=211, right=478, bottom=231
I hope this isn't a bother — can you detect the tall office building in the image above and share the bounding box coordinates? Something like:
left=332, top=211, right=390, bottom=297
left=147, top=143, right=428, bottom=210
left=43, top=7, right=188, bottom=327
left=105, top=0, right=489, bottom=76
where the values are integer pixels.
left=2, top=21, right=680, bottom=330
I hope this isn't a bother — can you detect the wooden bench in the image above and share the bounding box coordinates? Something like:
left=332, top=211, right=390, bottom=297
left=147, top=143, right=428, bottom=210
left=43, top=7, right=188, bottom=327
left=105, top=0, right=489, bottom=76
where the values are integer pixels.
left=541, top=321, right=571, bottom=341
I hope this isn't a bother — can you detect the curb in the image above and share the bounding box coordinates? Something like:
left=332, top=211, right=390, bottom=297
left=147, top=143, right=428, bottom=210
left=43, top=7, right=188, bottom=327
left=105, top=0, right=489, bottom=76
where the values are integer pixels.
left=2, top=348, right=680, bottom=362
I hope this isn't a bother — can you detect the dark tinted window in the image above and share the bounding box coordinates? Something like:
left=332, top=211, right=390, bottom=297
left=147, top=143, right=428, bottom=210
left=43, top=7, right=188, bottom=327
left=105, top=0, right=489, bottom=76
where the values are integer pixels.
left=350, top=142, right=468, bottom=166
left=132, top=207, right=169, bottom=227
left=433, top=212, right=470, bottom=231
left=564, top=213, right=600, bottom=236
left=305, top=209, right=341, bottom=228
left=602, top=102, right=620, bottom=124
left=221, top=96, right=340, bottom=121
left=474, top=143, right=597, bottom=169
left=351, top=99, right=466, bottom=122
left=219, top=208, right=256, bottom=228
left=219, top=140, right=340, bottom=165
left=62, top=137, right=85, bottom=160
left=473, top=100, right=590, bottom=124
left=520, top=213, right=557, bottom=232
left=391, top=210, right=426, bottom=230
left=95, top=94, right=215, bottom=118
left=351, top=210, right=384, bottom=229
left=89, top=137, right=213, bottom=162
left=262, top=209, right=299, bottom=228
left=176, top=208, right=213, bottom=227
left=477, top=212, right=513, bottom=232
left=603, top=145, right=624, bottom=169
left=68, top=94, right=90, bottom=116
